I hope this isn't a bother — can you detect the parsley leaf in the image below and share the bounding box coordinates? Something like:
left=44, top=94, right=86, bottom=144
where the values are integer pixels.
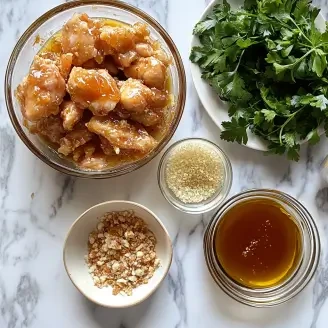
left=221, top=118, right=249, bottom=144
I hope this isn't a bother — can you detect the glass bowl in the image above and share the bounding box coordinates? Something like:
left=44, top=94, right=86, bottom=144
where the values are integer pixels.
left=157, top=138, right=233, bottom=214
left=5, top=0, right=186, bottom=178
left=204, top=189, right=321, bottom=307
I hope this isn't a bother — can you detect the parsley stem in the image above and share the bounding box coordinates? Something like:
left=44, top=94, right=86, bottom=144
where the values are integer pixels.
left=279, top=108, right=303, bottom=145
left=234, top=50, right=245, bottom=73
left=287, top=17, right=312, bottom=45
left=299, top=42, right=312, bottom=49
left=282, top=48, right=316, bottom=70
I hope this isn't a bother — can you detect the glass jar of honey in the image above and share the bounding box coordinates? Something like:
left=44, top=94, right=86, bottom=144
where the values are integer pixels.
left=204, top=189, right=320, bottom=307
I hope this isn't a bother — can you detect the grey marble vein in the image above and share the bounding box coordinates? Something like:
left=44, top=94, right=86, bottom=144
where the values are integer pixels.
left=311, top=255, right=328, bottom=328
left=315, top=187, right=328, bottom=212
left=0, top=219, right=26, bottom=265
left=49, top=175, right=75, bottom=219
left=0, top=274, right=40, bottom=328
left=0, top=126, right=15, bottom=210
left=297, top=145, right=314, bottom=199
left=168, top=230, right=187, bottom=328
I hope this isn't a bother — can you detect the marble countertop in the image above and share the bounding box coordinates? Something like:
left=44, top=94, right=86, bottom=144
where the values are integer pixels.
left=1, top=0, right=328, bottom=327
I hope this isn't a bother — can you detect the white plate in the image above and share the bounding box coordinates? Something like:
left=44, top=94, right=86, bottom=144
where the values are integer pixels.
left=190, top=0, right=326, bottom=151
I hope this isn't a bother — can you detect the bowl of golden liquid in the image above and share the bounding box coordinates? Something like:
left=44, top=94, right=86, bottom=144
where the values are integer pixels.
left=204, top=189, right=320, bottom=307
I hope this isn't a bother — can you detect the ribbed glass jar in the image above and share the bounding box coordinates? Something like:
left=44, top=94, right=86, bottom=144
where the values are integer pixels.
left=204, top=189, right=320, bottom=307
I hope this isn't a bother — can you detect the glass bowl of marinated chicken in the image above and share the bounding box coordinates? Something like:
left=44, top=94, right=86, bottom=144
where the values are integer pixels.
left=5, top=0, right=186, bottom=178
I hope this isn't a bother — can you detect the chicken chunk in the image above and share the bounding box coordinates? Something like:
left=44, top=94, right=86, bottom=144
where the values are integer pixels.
left=120, top=78, right=168, bottom=113
left=39, top=52, right=73, bottom=80
left=86, top=116, right=157, bottom=153
left=16, top=56, right=66, bottom=121
left=148, top=88, right=169, bottom=109
left=99, top=136, right=117, bottom=155
left=135, top=43, right=153, bottom=57
left=124, top=57, right=167, bottom=89
left=35, top=115, right=66, bottom=144
left=59, top=53, right=73, bottom=80
left=67, top=67, right=120, bottom=116
left=58, top=125, right=93, bottom=156
left=130, top=109, right=160, bottom=126
left=72, top=142, right=96, bottom=162
left=99, top=26, right=135, bottom=54
left=132, top=22, right=150, bottom=43
left=98, top=22, right=149, bottom=55
left=62, top=13, right=98, bottom=65
left=114, top=50, right=138, bottom=68
left=60, top=100, right=84, bottom=131
left=119, top=78, right=152, bottom=113
left=79, top=154, right=109, bottom=170
left=114, top=104, right=131, bottom=119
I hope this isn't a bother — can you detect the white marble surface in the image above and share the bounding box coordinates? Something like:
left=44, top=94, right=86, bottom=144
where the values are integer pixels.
left=1, top=0, right=328, bottom=327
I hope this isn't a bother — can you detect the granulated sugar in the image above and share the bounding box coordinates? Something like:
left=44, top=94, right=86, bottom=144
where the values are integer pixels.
left=165, top=142, right=224, bottom=203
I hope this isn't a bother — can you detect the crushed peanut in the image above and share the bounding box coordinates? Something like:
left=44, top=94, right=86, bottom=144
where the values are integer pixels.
left=86, top=210, right=160, bottom=296
left=165, top=141, right=225, bottom=203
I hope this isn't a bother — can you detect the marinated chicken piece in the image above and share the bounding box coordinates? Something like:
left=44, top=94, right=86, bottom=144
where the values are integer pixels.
left=16, top=55, right=66, bottom=121
left=62, top=13, right=98, bottom=65
left=115, top=50, right=138, bottom=68
left=60, top=100, right=84, bottom=131
left=120, top=78, right=168, bottom=113
left=130, top=109, right=160, bottom=126
left=98, top=22, right=149, bottom=55
left=149, top=88, right=169, bottom=109
left=86, top=116, right=157, bottom=153
left=124, top=57, right=167, bottom=89
left=99, top=26, right=135, bottom=54
left=67, top=67, right=120, bottom=116
left=132, top=22, right=150, bottom=42
left=153, top=49, right=172, bottom=66
left=119, top=78, right=152, bottom=113
left=59, top=53, right=73, bottom=80
left=39, top=52, right=73, bottom=80
left=58, top=125, right=93, bottom=156
left=135, top=43, right=153, bottom=57
left=82, top=57, right=119, bottom=76
left=99, top=136, right=117, bottom=155
left=79, top=154, right=109, bottom=170
left=114, top=104, right=131, bottom=119
left=35, top=116, right=66, bottom=144
left=72, top=142, right=96, bottom=162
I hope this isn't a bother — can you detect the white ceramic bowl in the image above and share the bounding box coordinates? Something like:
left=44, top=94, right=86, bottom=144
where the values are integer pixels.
left=63, top=201, right=172, bottom=308
left=190, top=0, right=326, bottom=151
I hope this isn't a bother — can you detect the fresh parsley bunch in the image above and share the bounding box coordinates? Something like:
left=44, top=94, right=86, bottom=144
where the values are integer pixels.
left=190, top=0, right=328, bottom=161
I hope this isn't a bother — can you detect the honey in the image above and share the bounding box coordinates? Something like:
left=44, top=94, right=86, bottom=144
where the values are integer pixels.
left=214, top=199, right=302, bottom=288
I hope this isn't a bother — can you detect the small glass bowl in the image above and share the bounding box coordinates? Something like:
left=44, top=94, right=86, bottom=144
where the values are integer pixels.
left=5, top=0, right=186, bottom=178
left=204, top=189, right=321, bottom=307
left=157, top=138, right=233, bottom=214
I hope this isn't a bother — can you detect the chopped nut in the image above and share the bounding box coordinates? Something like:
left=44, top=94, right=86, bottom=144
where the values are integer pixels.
left=136, top=251, right=144, bottom=258
left=135, top=268, right=144, bottom=277
left=86, top=210, right=160, bottom=296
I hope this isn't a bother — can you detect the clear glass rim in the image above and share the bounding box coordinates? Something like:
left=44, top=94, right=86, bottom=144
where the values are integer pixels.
left=4, top=0, right=186, bottom=179
left=157, top=138, right=233, bottom=214
left=204, top=189, right=321, bottom=307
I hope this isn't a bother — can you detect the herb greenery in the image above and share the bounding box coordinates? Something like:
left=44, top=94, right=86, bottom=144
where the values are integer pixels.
left=190, top=0, right=328, bottom=161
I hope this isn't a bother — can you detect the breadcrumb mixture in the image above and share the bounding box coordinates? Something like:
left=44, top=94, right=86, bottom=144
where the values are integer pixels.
left=165, top=142, right=224, bottom=203
left=86, top=210, right=160, bottom=296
